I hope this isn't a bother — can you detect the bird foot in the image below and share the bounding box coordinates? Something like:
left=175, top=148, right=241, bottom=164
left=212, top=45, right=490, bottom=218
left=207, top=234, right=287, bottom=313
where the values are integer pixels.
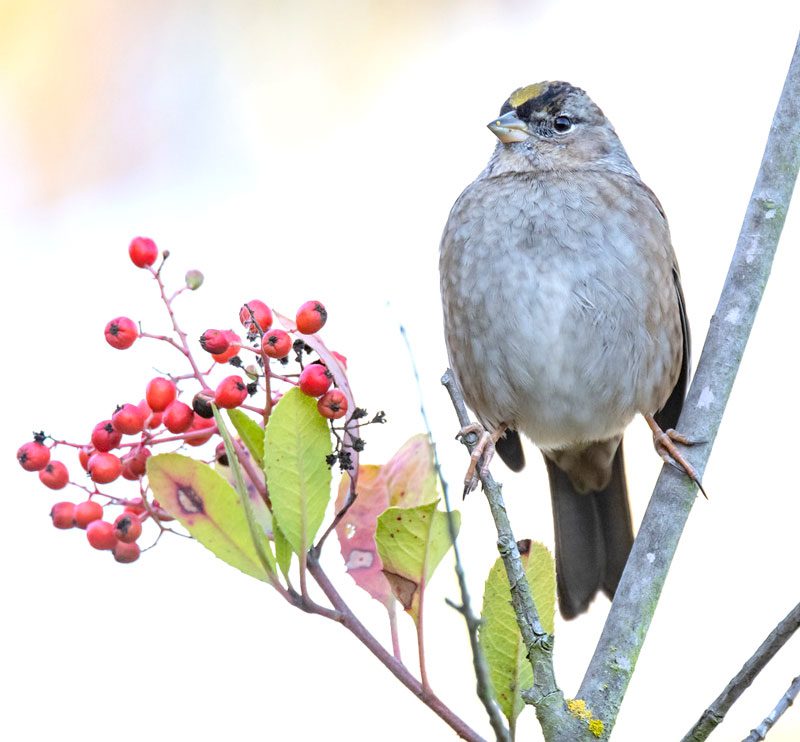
left=644, top=414, right=707, bottom=497
left=456, top=422, right=506, bottom=495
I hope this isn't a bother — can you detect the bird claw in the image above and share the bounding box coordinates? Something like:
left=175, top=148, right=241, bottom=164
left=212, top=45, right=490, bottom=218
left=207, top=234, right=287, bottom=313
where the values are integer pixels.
left=645, top=415, right=707, bottom=497
left=457, top=422, right=504, bottom=495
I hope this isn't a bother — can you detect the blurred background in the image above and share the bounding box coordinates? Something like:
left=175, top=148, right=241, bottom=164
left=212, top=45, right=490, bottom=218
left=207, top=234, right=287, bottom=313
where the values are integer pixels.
left=3, top=1, right=800, bottom=740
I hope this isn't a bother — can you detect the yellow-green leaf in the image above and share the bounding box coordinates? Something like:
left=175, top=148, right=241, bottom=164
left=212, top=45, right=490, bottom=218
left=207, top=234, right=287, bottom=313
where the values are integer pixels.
left=147, top=453, right=273, bottom=581
left=264, top=387, right=332, bottom=557
left=375, top=501, right=459, bottom=623
left=274, top=522, right=293, bottom=579
left=480, top=541, right=556, bottom=727
left=213, top=406, right=277, bottom=580
left=227, top=408, right=265, bottom=467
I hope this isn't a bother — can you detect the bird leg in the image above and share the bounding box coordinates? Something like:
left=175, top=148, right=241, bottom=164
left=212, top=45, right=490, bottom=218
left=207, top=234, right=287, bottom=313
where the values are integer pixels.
left=644, top=413, right=707, bottom=497
left=457, top=422, right=507, bottom=495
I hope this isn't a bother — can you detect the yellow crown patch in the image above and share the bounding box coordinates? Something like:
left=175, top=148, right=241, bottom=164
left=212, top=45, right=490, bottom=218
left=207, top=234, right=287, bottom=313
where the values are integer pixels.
left=509, top=83, right=548, bottom=108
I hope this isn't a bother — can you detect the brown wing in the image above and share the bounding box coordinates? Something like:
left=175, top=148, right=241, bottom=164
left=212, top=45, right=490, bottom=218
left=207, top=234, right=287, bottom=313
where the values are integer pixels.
left=654, top=266, right=690, bottom=431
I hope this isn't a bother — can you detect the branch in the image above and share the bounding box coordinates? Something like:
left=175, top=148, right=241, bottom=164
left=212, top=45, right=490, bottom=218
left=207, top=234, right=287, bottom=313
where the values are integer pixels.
left=305, top=552, right=486, bottom=742
left=442, top=370, right=587, bottom=741
left=742, top=675, right=800, bottom=742
left=577, top=31, right=800, bottom=732
left=682, top=601, right=800, bottom=741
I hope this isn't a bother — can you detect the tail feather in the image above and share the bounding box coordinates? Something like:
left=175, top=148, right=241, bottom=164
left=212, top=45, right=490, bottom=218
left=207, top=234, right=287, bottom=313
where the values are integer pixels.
left=545, top=443, right=633, bottom=619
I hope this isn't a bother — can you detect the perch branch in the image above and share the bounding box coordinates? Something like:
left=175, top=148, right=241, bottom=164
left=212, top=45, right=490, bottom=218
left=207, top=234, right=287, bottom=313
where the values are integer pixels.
left=577, top=31, right=800, bottom=734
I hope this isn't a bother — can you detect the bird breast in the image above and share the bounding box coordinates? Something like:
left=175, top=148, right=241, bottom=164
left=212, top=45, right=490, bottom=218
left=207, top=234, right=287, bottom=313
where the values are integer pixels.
left=440, top=169, right=682, bottom=449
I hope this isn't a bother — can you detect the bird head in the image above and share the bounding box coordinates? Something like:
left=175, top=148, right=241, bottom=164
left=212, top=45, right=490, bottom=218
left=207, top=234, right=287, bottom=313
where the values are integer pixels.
left=487, top=81, right=634, bottom=174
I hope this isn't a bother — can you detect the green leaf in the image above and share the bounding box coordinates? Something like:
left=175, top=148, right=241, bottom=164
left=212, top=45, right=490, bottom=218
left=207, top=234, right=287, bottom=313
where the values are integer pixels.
left=375, top=501, right=459, bottom=623
left=480, top=541, right=556, bottom=727
left=273, top=522, right=293, bottom=579
left=147, top=453, right=272, bottom=581
left=213, top=406, right=277, bottom=580
left=227, top=408, right=265, bottom=467
left=263, top=386, right=332, bottom=558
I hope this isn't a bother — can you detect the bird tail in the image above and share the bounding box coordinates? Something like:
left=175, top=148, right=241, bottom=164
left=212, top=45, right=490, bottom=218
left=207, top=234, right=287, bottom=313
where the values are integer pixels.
left=544, top=443, right=633, bottom=619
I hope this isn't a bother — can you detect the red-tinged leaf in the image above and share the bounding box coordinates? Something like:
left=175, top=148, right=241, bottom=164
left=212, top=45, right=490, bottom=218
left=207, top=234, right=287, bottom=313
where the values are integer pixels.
left=382, top=433, right=438, bottom=507
left=335, top=467, right=393, bottom=607
left=334, top=435, right=441, bottom=607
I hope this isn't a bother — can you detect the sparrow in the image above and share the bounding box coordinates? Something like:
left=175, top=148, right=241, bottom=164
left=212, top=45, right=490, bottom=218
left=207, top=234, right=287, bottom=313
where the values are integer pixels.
left=439, top=81, right=694, bottom=618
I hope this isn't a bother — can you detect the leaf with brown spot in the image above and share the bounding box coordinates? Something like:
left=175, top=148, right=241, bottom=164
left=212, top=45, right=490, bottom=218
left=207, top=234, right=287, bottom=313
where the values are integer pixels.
left=335, top=467, right=392, bottom=607
left=479, top=541, right=556, bottom=728
left=334, top=435, right=439, bottom=607
left=375, top=500, right=459, bottom=624
left=147, top=453, right=275, bottom=581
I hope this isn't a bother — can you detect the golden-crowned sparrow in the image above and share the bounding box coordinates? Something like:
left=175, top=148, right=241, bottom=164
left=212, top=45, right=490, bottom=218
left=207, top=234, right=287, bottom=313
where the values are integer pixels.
left=440, top=81, right=691, bottom=618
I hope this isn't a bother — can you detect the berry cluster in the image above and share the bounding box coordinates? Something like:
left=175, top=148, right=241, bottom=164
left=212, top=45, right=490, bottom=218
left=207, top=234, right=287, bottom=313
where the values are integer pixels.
left=18, top=236, right=379, bottom=564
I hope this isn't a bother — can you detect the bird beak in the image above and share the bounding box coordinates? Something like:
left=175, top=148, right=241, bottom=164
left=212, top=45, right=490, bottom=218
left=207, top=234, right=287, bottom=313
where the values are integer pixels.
left=487, top=110, right=531, bottom=143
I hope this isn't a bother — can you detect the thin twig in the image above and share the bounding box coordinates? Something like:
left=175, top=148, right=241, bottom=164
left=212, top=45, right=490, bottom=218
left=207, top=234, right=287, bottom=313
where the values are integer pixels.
left=578, top=31, right=800, bottom=734
left=399, top=321, right=510, bottom=741
left=742, top=675, right=800, bottom=742
left=443, top=370, right=586, bottom=741
left=148, top=263, right=209, bottom=385
left=682, top=601, right=800, bottom=741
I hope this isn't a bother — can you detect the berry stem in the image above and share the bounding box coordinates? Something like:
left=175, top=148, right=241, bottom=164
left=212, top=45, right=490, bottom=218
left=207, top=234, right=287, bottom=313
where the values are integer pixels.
left=147, top=266, right=209, bottom=387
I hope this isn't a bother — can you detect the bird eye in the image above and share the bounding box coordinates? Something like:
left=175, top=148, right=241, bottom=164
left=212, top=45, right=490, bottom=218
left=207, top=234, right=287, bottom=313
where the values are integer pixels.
left=553, top=115, right=573, bottom=133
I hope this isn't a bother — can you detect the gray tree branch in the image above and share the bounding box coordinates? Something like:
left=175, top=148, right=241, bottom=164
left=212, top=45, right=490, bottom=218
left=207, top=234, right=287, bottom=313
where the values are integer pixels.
left=577, top=30, right=800, bottom=734
left=683, top=601, right=800, bottom=741
left=443, top=370, right=588, bottom=741
left=742, top=674, right=800, bottom=742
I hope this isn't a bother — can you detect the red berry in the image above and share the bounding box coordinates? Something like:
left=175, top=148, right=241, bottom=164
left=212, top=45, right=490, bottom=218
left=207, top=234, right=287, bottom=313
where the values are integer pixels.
left=50, top=501, right=76, bottom=529
left=113, top=540, right=141, bottom=563
left=120, top=448, right=151, bottom=480
left=211, top=330, right=241, bottom=363
left=214, top=375, right=248, bottom=409
left=78, top=446, right=95, bottom=471
left=86, top=520, right=118, bottom=550
left=17, top=440, right=51, bottom=471
left=111, top=404, right=146, bottom=435
left=151, top=499, right=175, bottom=522
left=299, top=364, right=332, bottom=397
left=114, top=513, right=142, bottom=543
left=163, top=401, right=194, bottom=433
left=199, top=329, right=230, bottom=355
left=39, top=461, right=69, bottom=489
left=262, top=329, right=292, bottom=358
left=91, top=420, right=122, bottom=452
left=104, top=316, right=139, bottom=350
left=128, top=236, right=158, bottom=268
left=87, top=452, right=122, bottom=484
left=239, top=300, right=273, bottom=334
left=145, top=377, right=177, bottom=412
left=74, top=500, right=104, bottom=529
left=186, top=415, right=215, bottom=447
left=296, top=300, right=327, bottom=335
left=317, top=389, right=348, bottom=420
left=122, top=496, right=147, bottom=516
left=136, top=400, right=162, bottom=429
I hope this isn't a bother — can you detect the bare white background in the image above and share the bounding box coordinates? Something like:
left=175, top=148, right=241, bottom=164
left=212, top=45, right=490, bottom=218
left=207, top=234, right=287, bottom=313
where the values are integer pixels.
left=3, top=1, right=800, bottom=740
